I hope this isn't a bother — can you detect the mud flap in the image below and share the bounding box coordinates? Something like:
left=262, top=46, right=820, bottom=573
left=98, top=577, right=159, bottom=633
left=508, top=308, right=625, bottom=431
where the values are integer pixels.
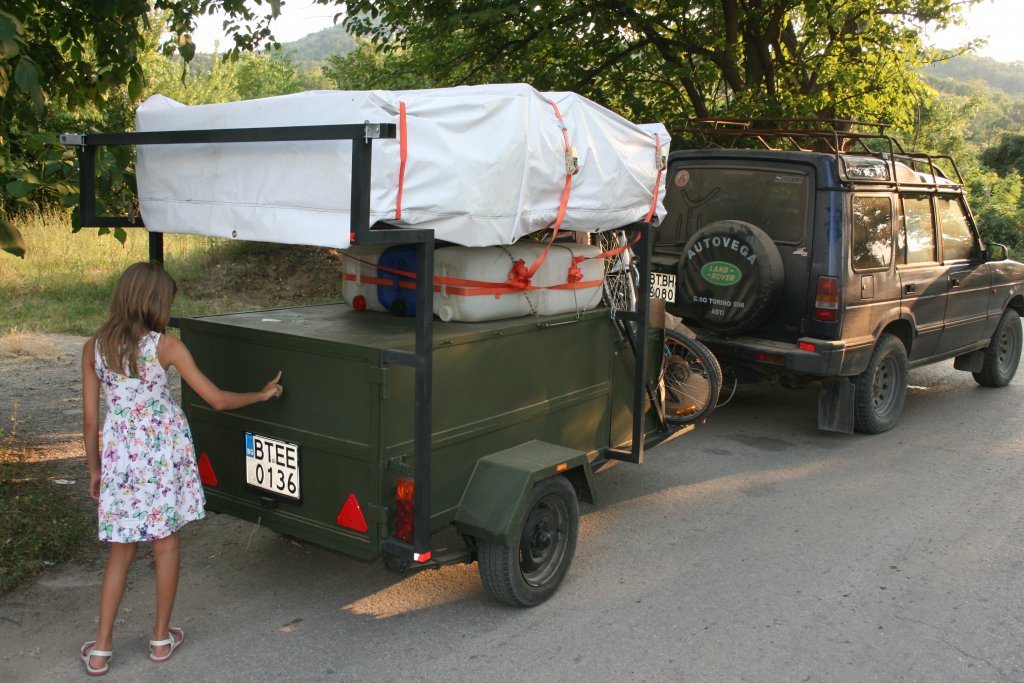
left=818, top=377, right=855, bottom=434
left=953, top=350, right=985, bottom=373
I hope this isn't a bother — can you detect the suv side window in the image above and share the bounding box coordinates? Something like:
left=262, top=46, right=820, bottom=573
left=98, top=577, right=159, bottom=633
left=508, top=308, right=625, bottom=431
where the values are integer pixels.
left=852, top=195, right=893, bottom=271
left=936, top=196, right=975, bottom=262
left=900, top=196, right=936, bottom=265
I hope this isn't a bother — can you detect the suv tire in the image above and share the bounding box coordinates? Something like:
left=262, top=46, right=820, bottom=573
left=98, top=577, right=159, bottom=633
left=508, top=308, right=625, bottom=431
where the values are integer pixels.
left=973, top=308, right=1022, bottom=387
left=678, top=220, right=784, bottom=335
left=854, top=333, right=909, bottom=434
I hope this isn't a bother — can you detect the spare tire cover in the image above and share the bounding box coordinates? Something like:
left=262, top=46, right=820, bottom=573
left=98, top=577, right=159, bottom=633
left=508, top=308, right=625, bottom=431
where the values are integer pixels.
left=678, top=220, right=784, bottom=335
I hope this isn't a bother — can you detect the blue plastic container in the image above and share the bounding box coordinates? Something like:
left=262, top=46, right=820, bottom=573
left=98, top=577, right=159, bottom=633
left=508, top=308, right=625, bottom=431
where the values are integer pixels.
left=377, top=245, right=418, bottom=316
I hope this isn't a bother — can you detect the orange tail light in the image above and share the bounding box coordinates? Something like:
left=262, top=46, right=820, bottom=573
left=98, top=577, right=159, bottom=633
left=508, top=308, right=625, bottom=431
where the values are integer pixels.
left=395, top=478, right=414, bottom=543
left=814, top=276, right=839, bottom=322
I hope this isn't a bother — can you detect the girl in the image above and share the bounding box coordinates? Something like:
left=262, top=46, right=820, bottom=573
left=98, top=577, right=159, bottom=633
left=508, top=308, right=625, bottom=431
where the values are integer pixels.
left=80, top=261, right=283, bottom=676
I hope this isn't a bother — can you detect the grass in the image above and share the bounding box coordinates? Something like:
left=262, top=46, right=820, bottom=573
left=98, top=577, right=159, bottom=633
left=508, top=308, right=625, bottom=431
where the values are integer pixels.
left=1, top=209, right=348, bottom=335
left=0, top=411, right=94, bottom=594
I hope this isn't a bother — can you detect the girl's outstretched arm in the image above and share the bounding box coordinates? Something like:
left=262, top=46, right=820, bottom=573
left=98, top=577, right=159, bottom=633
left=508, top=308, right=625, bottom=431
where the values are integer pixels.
left=82, top=338, right=102, bottom=500
left=157, top=334, right=283, bottom=411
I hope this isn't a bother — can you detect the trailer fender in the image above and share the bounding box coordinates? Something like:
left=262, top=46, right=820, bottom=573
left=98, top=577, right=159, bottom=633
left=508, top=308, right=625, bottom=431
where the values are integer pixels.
left=454, top=440, right=596, bottom=546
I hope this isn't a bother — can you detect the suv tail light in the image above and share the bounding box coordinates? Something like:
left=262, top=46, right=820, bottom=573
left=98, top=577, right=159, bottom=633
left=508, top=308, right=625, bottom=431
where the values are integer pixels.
left=814, top=276, right=839, bottom=322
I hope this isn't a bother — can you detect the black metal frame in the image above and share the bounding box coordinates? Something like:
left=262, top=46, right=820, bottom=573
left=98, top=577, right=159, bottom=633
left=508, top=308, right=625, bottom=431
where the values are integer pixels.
left=602, top=221, right=654, bottom=465
left=63, top=123, right=662, bottom=566
left=681, top=118, right=966, bottom=192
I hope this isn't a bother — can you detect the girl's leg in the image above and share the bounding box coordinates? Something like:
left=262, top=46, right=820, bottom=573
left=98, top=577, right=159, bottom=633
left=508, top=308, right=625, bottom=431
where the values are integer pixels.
left=92, top=542, right=138, bottom=667
left=150, top=531, right=181, bottom=658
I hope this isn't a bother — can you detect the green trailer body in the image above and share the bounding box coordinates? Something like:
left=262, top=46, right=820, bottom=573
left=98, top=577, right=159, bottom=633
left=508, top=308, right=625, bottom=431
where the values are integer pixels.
left=180, top=303, right=658, bottom=561
left=63, top=122, right=699, bottom=606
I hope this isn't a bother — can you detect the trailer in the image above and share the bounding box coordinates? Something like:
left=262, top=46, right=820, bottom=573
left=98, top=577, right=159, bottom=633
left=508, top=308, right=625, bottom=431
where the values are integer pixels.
left=62, top=101, right=719, bottom=606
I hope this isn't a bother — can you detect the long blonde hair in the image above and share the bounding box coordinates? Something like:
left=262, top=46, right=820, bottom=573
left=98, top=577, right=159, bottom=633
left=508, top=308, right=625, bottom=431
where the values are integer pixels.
left=95, top=261, right=177, bottom=377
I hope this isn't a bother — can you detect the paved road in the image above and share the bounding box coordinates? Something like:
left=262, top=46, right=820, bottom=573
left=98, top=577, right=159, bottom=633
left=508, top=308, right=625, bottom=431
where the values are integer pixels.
left=2, top=359, right=1022, bottom=682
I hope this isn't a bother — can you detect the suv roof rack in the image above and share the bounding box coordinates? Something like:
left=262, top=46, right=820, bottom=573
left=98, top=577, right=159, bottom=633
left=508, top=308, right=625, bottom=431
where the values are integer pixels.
left=682, top=118, right=965, bottom=192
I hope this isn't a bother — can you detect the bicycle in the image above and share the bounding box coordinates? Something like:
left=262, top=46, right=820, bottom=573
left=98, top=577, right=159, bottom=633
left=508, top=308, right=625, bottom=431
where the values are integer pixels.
left=599, top=229, right=721, bottom=426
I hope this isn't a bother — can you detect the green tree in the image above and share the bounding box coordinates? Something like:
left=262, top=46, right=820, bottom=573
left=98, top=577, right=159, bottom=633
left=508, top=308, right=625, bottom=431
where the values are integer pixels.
left=323, top=38, right=435, bottom=90
left=980, top=133, right=1024, bottom=178
left=975, top=133, right=1024, bottom=254
left=967, top=167, right=1024, bottom=254
left=0, top=0, right=285, bottom=256
left=903, top=80, right=1024, bottom=256
left=148, top=50, right=331, bottom=104
left=341, top=0, right=976, bottom=129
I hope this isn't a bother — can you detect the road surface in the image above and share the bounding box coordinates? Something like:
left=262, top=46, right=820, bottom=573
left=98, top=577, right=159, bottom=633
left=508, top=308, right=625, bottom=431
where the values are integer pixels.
left=1, top=358, right=1022, bottom=682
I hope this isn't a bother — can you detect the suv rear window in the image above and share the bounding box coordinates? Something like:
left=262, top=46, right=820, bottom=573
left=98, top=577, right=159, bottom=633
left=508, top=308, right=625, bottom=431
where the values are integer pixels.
left=667, top=166, right=809, bottom=244
left=852, top=195, right=893, bottom=271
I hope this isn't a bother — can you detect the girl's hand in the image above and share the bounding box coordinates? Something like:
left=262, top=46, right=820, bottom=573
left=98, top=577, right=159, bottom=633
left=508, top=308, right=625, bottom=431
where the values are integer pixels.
left=260, top=371, right=284, bottom=401
left=89, top=471, right=101, bottom=500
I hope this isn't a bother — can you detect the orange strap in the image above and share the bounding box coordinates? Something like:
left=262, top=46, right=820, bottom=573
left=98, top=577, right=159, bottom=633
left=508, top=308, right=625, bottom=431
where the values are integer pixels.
left=507, top=100, right=577, bottom=291
left=341, top=250, right=601, bottom=298
left=395, top=101, right=408, bottom=220
left=645, top=132, right=664, bottom=223
left=568, top=231, right=641, bottom=277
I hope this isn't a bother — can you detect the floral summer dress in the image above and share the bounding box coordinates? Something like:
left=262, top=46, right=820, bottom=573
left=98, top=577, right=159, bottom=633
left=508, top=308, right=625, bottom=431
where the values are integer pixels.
left=94, top=332, right=205, bottom=542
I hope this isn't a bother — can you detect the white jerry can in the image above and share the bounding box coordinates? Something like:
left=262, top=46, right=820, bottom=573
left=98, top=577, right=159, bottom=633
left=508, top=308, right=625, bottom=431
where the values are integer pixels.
left=434, top=242, right=605, bottom=322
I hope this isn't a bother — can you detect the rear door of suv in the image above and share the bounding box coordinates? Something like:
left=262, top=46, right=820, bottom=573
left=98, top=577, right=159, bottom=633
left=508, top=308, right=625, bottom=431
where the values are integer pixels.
left=846, top=192, right=901, bottom=341
left=658, top=155, right=816, bottom=341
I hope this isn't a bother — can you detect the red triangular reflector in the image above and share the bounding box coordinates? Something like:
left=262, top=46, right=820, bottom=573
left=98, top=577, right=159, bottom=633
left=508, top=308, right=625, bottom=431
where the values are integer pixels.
left=198, top=452, right=218, bottom=487
left=336, top=493, right=368, bottom=533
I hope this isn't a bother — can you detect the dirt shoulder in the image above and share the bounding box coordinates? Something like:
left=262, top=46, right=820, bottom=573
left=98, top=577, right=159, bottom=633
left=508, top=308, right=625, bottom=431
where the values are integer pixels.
left=0, top=332, right=87, bottom=448
left=0, top=333, right=95, bottom=512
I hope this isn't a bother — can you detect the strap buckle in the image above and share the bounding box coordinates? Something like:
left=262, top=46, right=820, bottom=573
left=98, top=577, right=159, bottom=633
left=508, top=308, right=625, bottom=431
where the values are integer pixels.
left=566, top=146, right=580, bottom=175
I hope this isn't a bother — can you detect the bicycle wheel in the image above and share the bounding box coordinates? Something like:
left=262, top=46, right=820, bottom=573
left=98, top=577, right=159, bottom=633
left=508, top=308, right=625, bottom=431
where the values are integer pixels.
left=600, top=230, right=639, bottom=335
left=661, top=330, right=722, bottom=425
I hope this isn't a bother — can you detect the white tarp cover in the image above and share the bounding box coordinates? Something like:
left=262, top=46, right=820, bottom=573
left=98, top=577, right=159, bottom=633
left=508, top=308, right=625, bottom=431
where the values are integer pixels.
left=135, top=84, right=670, bottom=249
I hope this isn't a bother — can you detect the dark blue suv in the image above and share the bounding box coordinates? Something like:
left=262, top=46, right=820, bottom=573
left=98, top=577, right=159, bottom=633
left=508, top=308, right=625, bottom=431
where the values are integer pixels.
left=653, top=121, right=1024, bottom=433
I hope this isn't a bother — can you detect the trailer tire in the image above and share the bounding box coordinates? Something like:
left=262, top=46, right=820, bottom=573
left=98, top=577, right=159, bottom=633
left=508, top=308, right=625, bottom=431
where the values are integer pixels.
left=477, top=475, right=579, bottom=607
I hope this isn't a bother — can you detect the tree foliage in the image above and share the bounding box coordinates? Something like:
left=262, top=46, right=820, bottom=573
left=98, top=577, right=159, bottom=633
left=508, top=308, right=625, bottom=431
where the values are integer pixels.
left=342, top=0, right=975, bottom=129
left=323, top=38, right=437, bottom=90
left=901, top=79, right=1024, bottom=256
left=980, top=134, right=1024, bottom=178
left=150, top=51, right=330, bottom=104
left=0, top=0, right=286, bottom=255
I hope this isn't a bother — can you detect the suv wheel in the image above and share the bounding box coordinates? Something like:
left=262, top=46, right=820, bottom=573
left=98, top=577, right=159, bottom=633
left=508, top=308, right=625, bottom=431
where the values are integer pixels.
left=973, top=309, right=1022, bottom=387
left=854, top=333, right=909, bottom=434
left=677, top=220, right=785, bottom=335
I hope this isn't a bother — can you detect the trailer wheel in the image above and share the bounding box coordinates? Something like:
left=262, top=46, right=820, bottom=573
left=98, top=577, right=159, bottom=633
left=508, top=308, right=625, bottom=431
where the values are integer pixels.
left=477, top=475, right=579, bottom=607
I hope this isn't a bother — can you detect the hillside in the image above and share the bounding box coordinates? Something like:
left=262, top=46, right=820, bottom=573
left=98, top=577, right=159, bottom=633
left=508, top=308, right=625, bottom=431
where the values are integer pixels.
left=190, top=23, right=356, bottom=66
left=278, top=23, right=356, bottom=65
left=921, top=54, right=1024, bottom=99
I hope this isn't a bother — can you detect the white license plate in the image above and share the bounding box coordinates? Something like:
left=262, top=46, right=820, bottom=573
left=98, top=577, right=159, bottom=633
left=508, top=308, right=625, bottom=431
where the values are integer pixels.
left=650, top=272, right=676, bottom=302
left=245, top=433, right=300, bottom=500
